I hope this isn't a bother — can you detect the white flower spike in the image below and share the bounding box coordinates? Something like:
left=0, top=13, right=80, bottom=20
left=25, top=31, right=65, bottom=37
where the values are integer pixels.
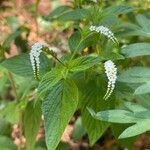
left=30, top=42, right=48, bottom=79
left=89, top=25, right=118, bottom=44
left=103, top=60, right=117, bottom=100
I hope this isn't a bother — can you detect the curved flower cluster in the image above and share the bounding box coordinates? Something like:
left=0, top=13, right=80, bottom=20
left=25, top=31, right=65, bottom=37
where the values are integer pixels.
left=103, top=60, right=117, bottom=100
left=89, top=25, right=118, bottom=43
left=30, top=42, right=47, bottom=79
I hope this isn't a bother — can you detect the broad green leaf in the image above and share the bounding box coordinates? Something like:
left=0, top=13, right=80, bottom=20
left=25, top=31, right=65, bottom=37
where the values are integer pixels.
left=118, top=67, right=150, bottom=83
left=119, top=120, right=150, bottom=139
left=88, top=102, right=150, bottom=139
left=42, top=79, right=78, bottom=150
left=1, top=53, right=33, bottom=77
left=23, top=101, right=41, bottom=150
left=38, top=67, right=65, bottom=95
left=0, top=135, right=17, bottom=150
left=103, top=5, right=133, bottom=15
left=69, top=55, right=103, bottom=72
left=134, top=82, right=150, bottom=95
left=1, top=53, right=51, bottom=78
left=117, top=15, right=150, bottom=38
left=45, top=6, right=71, bottom=20
left=88, top=108, right=140, bottom=124
left=57, top=9, right=89, bottom=21
left=78, top=77, right=112, bottom=146
left=121, top=43, right=150, bottom=58
left=69, top=31, right=81, bottom=52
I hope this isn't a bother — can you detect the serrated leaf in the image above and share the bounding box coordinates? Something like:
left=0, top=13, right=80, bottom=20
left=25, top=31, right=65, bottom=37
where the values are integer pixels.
left=38, top=68, right=65, bottom=95
left=42, top=79, right=78, bottom=150
left=1, top=53, right=51, bottom=78
left=77, top=32, right=99, bottom=52
left=23, top=101, right=41, bottom=150
left=121, top=43, right=150, bottom=58
left=69, top=55, right=103, bottom=72
left=69, top=31, right=81, bottom=52
left=79, top=77, right=112, bottom=146
left=118, top=67, right=150, bottom=83
left=119, top=120, right=150, bottom=139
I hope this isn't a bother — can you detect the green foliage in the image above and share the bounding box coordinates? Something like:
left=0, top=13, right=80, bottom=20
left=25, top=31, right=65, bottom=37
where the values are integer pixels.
left=80, top=78, right=112, bottom=145
left=42, top=79, right=78, bottom=150
left=23, top=101, right=41, bottom=150
left=0, top=1, right=150, bottom=149
left=1, top=53, right=51, bottom=78
left=88, top=102, right=150, bottom=138
left=121, top=43, right=150, bottom=58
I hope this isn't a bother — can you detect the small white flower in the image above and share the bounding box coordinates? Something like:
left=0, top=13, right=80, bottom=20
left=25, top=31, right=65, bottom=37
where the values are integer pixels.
left=30, top=42, right=48, bottom=79
left=103, top=60, right=117, bottom=100
left=89, top=25, right=118, bottom=44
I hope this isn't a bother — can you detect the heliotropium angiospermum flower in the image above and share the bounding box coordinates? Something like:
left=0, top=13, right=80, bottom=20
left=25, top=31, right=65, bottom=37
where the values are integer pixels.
left=103, top=60, right=117, bottom=100
left=89, top=25, right=118, bottom=44
left=29, top=42, right=48, bottom=79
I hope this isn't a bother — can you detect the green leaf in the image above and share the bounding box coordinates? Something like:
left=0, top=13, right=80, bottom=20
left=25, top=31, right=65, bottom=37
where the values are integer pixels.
left=118, top=67, right=150, bottom=83
left=119, top=120, right=150, bottom=139
left=79, top=77, right=112, bottom=146
left=77, top=32, right=99, bottom=52
left=23, top=101, right=41, bottom=150
left=111, top=124, right=137, bottom=149
left=57, top=9, right=89, bottom=21
left=103, top=5, right=133, bottom=15
left=38, top=67, right=65, bottom=95
left=69, top=55, right=103, bottom=72
left=72, top=117, right=86, bottom=140
left=136, top=14, right=150, bottom=32
left=42, top=79, right=78, bottom=150
left=69, top=31, right=81, bottom=52
left=45, top=6, right=71, bottom=20
left=88, top=109, right=139, bottom=123
left=1, top=53, right=51, bottom=78
left=124, top=102, right=148, bottom=113
left=117, top=14, right=150, bottom=38
left=121, top=43, right=150, bottom=58
left=89, top=102, right=150, bottom=139
left=134, top=82, right=150, bottom=95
